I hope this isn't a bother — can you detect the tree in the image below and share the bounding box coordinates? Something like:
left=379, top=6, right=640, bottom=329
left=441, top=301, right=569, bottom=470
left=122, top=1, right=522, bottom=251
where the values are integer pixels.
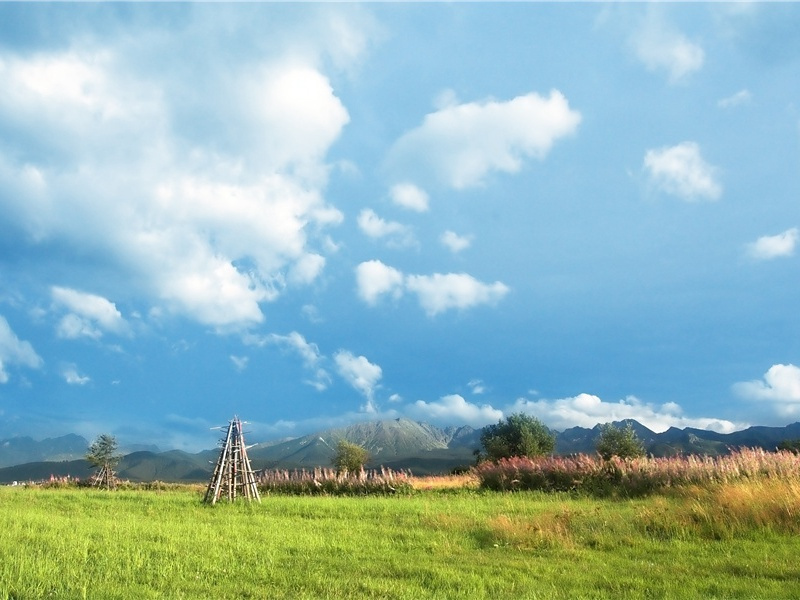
left=479, top=413, right=555, bottom=461
left=86, top=434, right=121, bottom=468
left=86, top=434, right=121, bottom=489
left=595, top=422, right=645, bottom=460
left=332, top=440, right=369, bottom=474
left=777, top=439, right=800, bottom=454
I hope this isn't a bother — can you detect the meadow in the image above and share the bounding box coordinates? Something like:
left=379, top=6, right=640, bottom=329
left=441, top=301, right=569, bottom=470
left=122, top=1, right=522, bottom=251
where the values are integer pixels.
left=2, top=473, right=800, bottom=599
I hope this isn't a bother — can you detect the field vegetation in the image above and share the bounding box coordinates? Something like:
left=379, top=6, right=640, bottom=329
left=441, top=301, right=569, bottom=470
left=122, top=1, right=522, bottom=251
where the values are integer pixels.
left=2, top=449, right=800, bottom=599
left=474, top=447, right=800, bottom=495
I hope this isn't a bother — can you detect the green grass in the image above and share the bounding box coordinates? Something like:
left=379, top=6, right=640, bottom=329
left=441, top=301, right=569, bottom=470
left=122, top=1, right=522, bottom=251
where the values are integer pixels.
left=1, top=485, right=799, bottom=599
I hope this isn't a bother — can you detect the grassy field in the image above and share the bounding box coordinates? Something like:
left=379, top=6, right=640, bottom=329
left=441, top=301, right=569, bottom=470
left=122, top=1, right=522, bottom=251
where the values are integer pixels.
left=1, top=481, right=799, bottom=599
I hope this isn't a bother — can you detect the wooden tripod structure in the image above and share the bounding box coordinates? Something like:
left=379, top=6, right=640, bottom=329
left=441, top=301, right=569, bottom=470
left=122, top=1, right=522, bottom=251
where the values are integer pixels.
left=90, top=462, right=117, bottom=490
left=204, top=416, right=261, bottom=504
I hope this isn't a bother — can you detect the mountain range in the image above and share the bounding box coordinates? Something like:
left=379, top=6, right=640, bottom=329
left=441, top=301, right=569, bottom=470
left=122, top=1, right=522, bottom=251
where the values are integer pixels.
left=2, top=418, right=800, bottom=483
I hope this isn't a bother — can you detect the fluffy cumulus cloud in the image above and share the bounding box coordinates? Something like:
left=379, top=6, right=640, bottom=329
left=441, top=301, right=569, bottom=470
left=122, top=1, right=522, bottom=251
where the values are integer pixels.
left=746, top=228, right=798, bottom=260
left=356, top=260, right=509, bottom=316
left=509, top=393, right=741, bottom=433
left=440, top=230, right=473, bottom=253
left=357, top=209, right=416, bottom=248
left=733, top=364, right=800, bottom=417
left=51, top=287, right=129, bottom=340
left=0, top=315, right=43, bottom=383
left=630, top=14, right=704, bottom=82
left=406, top=273, right=509, bottom=316
left=387, top=90, right=581, bottom=189
left=62, top=364, right=90, bottom=386
left=334, top=350, right=382, bottom=413
left=644, top=142, right=722, bottom=201
left=407, top=394, right=503, bottom=427
left=389, top=183, right=429, bottom=212
left=355, top=260, right=405, bottom=305
left=0, top=14, right=356, bottom=331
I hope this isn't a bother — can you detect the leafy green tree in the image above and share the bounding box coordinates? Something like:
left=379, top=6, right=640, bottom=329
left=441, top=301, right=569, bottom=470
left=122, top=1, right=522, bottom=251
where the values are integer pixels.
left=333, top=440, right=369, bottom=474
left=480, top=413, right=555, bottom=461
left=86, top=434, right=121, bottom=489
left=86, top=434, right=121, bottom=468
left=595, top=422, right=646, bottom=460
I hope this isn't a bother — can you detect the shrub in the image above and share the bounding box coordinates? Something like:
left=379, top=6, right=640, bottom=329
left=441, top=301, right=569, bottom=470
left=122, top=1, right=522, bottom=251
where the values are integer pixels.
left=479, top=413, right=555, bottom=461
left=332, top=440, right=370, bottom=474
left=595, top=422, right=646, bottom=460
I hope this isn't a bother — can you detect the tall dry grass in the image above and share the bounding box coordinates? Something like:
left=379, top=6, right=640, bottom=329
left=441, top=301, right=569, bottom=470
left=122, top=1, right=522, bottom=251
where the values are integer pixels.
left=256, top=466, right=413, bottom=495
left=475, top=448, right=800, bottom=496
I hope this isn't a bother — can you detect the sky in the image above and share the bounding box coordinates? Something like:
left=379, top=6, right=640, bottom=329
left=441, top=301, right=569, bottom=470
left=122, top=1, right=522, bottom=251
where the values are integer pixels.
left=1, top=3, right=799, bottom=451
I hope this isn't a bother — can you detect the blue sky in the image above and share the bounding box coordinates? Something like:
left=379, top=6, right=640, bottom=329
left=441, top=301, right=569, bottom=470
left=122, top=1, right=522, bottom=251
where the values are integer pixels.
left=1, top=3, right=799, bottom=451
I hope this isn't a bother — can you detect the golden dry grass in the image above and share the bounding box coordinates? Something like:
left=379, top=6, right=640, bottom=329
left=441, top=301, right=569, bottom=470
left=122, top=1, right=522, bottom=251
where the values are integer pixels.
left=407, top=472, right=479, bottom=491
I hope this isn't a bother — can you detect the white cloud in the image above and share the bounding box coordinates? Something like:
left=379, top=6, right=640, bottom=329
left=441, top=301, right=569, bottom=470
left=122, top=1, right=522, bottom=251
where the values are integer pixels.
left=62, top=365, right=90, bottom=386
left=269, top=331, right=322, bottom=366
left=288, top=254, right=327, bottom=286
left=405, top=273, right=510, bottom=316
left=734, top=364, right=800, bottom=417
left=387, top=90, right=581, bottom=189
left=51, top=286, right=128, bottom=340
left=230, top=355, right=249, bottom=372
left=245, top=64, right=350, bottom=179
left=468, top=379, right=486, bottom=395
left=356, top=260, right=509, bottom=316
left=508, top=393, right=742, bottom=434
left=0, top=315, right=43, bottom=383
left=264, top=331, right=331, bottom=391
left=630, top=15, right=704, bottom=83
left=644, top=142, right=722, bottom=201
left=334, top=350, right=382, bottom=413
left=389, top=183, right=429, bottom=212
left=132, top=173, right=343, bottom=329
left=746, top=228, right=798, bottom=260
left=718, top=89, right=752, bottom=109
left=301, top=304, right=323, bottom=324
left=440, top=230, right=473, bottom=253
left=357, top=209, right=416, bottom=248
left=0, top=45, right=349, bottom=332
left=355, top=260, right=405, bottom=305
left=407, top=394, right=503, bottom=428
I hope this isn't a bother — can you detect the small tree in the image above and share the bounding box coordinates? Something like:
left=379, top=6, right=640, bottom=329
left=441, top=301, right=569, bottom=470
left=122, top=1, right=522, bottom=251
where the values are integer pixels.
left=480, top=413, right=555, bottom=461
left=86, top=434, right=121, bottom=489
left=595, top=422, right=645, bottom=460
left=333, top=440, right=369, bottom=474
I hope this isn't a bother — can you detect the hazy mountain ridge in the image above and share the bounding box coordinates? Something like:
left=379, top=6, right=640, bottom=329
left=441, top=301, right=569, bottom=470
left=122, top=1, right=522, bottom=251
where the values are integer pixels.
left=247, top=418, right=479, bottom=471
left=0, top=434, right=89, bottom=468
left=2, top=419, right=800, bottom=483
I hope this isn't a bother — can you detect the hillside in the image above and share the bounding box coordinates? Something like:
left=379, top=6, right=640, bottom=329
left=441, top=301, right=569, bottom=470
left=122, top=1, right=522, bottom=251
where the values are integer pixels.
left=2, top=418, right=800, bottom=483
left=247, top=418, right=479, bottom=472
left=0, top=434, right=89, bottom=468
